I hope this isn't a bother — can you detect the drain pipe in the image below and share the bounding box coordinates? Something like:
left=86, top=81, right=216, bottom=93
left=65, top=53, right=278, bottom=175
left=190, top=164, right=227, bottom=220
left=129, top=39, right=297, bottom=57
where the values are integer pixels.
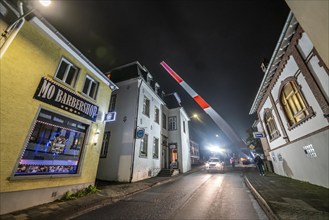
left=129, top=78, right=142, bottom=183
left=0, top=0, right=28, bottom=58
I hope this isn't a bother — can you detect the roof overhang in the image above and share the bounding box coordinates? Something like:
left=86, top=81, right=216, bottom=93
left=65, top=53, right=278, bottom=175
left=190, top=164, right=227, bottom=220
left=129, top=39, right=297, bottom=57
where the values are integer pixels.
left=249, top=11, right=298, bottom=115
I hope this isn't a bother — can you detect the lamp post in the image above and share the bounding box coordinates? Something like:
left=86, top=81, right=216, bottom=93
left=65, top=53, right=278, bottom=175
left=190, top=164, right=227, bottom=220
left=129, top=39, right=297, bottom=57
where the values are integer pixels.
left=1, top=0, right=51, bottom=58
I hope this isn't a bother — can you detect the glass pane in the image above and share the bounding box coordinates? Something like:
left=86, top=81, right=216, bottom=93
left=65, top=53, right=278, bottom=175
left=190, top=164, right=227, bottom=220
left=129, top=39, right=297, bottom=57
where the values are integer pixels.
left=65, top=67, right=77, bottom=86
left=82, top=78, right=90, bottom=95
left=14, top=109, right=88, bottom=176
left=288, top=98, right=297, bottom=114
left=292, top=94, right=302, bottom=112
left=56, top=61, right=68, bottom=80
left=283, top=82, right=293, bottom=97
left=89, top=81, right=98, bottom=99
left=296, top=93, right=306, bottom=110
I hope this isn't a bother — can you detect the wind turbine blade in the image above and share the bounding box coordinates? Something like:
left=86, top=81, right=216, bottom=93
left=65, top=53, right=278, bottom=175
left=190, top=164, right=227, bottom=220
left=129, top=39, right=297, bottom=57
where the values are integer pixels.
left=160, top=61, right=246, bottom=149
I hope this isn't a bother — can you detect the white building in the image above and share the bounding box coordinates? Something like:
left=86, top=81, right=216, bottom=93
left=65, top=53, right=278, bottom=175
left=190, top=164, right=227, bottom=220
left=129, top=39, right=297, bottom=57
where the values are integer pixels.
left=97, top=62, right=191, bottom=182
left=163, top=93, right=191, bottom=173
left=250, top=12, right=329, bottom=188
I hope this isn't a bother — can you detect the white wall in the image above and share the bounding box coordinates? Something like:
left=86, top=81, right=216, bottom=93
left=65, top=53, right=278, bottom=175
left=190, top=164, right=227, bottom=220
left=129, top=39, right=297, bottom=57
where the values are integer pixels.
left=272, top=55, right=329, bottom=142
left=298, top=33, right=329, bottom=102
left=131, top=80, right=162, bottom=182
left=97, top=79, right=139, bottom=182
left=271, top=129, right=329, bottom=188
left=168, top=107, right=191, bottom=173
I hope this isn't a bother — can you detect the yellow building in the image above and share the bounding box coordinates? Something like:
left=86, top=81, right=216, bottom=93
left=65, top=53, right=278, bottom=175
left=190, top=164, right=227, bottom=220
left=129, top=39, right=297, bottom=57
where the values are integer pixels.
left=0, top=1, right=118, bottom=214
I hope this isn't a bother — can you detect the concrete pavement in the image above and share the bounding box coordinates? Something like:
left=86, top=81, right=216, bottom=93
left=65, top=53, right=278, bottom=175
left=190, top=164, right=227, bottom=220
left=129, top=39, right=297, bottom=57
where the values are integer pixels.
left=1, top=164, right=328, bottom=220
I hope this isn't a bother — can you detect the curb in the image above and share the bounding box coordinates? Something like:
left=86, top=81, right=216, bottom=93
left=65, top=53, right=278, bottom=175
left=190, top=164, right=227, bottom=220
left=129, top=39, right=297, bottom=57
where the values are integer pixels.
left=244, top=175, right=279, bottom=220
left=63, top=177, right=178, bottom=220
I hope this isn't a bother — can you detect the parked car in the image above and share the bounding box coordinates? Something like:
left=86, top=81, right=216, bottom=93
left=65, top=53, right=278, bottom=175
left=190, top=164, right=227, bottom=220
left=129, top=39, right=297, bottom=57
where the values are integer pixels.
left=205, top=158, right=225, bottom=173
left=240, top=157, right=252, bottom=165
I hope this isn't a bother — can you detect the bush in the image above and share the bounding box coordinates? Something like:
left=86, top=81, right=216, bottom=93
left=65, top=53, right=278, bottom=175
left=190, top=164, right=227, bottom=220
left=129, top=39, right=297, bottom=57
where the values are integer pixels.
left=60, top=185, right=100, bottom=201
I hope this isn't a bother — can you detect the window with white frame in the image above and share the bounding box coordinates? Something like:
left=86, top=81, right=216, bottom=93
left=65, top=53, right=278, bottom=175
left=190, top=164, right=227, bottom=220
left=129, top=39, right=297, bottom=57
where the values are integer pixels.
left=183, top=121, right=186, bottom=133
left=82, top=75, right=99, bottom=100
left=143, top=96, right=150, bottom=117
left=55, top=58, right=79, bottom=88
left=162, top=113, right=167, bottom=129
left=153, top=137, right=159, bottom=159
left=168, top=116, right=177, bottom=131
left=140, top=133, right=148, bottom=157
left=100, top=131, right=111, bottom=158
left=264, top=110, right=280, bottom=140
left=154, top=107, right=160, bottom=124
left=280, top=78, right=313, bottom=128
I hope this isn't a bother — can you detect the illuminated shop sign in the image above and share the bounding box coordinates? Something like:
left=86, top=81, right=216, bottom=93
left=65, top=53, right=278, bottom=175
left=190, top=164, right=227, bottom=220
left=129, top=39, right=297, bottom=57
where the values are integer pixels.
left=104, top=112, right=116, bottom=122
left=33, top=77, right=99, bottom=122
left=13, top=108, right=89, bottom=177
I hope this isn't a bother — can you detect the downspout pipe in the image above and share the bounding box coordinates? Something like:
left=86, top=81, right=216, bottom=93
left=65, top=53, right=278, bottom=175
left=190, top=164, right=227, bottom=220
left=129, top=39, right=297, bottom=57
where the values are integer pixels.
left=129, top=77, right=142, bottom=182
left=0, top=0, right=29, bottom=58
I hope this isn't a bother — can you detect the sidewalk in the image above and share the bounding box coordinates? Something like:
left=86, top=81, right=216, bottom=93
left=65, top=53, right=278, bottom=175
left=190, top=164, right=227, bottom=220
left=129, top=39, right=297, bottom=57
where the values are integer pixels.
left=0, top=166, right=203, bottom=220
left=244, top=168, right=329, bottom=220
left=1, top=165, right=328, bottom=220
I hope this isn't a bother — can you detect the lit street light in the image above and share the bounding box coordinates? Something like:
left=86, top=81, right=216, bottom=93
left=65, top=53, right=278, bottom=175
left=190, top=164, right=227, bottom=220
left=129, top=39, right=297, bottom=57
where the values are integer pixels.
left=1, top=0, right=51, bottom=58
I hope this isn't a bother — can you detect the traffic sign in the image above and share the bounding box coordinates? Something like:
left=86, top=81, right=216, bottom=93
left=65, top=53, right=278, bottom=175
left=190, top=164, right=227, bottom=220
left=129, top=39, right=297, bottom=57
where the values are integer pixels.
left=253, top=132, right=265, bottom=138
left=136, top=127, right=145, bottom=139
left=249, top=144, right=255, bottom=150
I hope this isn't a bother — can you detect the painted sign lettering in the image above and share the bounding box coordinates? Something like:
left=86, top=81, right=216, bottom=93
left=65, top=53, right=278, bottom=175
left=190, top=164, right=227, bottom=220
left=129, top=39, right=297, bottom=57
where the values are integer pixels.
left=34, top=77, right=99, bottom=121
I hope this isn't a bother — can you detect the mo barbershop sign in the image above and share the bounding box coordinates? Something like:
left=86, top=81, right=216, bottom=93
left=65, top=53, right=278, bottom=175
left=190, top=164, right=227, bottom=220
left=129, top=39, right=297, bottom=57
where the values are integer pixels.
left=33, top=77, right=99, bottom=121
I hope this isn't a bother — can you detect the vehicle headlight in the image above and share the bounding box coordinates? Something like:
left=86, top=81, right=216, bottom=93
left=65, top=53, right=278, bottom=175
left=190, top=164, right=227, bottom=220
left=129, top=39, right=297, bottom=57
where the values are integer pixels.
left=206, top=163, right=209, bottom=167
left=216, top=163, right=220, bottom=167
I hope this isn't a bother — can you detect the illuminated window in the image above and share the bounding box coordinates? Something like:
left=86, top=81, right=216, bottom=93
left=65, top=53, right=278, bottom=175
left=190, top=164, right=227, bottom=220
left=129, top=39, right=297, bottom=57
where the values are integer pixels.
left=264, top=109, right=280, bottom=140
left=168, top=116, right=177, bottom=131
left=280, top=79, right=313, bottom=128
left=82, top=75, right=99, bottom=100
left=154, top=107, right=160, bottom=124
left=55, top=58, right=79, bottom=88
left=100, top=131, right=111, bottom=158
left=143, top=96, right=150, bottom=117
left=13, top=108, right=88, bottom=178
left=153, top=137, right=159, bottom=159
left=140, top=133, right=148, bottom=157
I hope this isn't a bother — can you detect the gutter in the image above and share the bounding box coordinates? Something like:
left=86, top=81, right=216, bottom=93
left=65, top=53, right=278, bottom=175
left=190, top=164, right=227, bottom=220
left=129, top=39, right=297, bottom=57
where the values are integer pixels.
left=249, top=11, right=293, bottom=115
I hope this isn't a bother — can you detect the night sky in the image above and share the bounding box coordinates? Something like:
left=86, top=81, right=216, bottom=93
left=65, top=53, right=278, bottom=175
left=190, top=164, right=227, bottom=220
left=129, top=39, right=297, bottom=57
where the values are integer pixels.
left=32, top=0, right=290, bottom=148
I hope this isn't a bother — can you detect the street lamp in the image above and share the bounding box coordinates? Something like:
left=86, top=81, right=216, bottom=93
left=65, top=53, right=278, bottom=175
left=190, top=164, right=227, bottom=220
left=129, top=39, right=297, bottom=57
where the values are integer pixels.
left=1, top=0, right=51, bottom=58
left=189, top=114, right=199, bottom=120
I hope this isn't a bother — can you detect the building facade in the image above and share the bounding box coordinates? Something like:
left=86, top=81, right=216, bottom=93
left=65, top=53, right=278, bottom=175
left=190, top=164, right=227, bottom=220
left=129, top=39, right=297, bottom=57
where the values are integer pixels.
left=97, top=62, right=191, bottom=182
left=250, top=12, right=329, bottom=188
left=163, top=93, right=191, bottom=173
left=0, top=1, right=117, bottom=214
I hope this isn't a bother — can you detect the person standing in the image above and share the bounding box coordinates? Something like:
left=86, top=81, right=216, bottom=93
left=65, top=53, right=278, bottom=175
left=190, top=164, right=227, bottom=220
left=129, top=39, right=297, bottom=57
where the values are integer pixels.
left=230, top=157, right=235, bottom=168
left=254, top=154, right=265, bottom=176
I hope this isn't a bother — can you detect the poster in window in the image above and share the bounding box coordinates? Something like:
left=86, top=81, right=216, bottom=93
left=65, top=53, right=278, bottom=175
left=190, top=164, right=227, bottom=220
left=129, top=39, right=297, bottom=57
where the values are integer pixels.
left=13, top=108, right=89, bottom=177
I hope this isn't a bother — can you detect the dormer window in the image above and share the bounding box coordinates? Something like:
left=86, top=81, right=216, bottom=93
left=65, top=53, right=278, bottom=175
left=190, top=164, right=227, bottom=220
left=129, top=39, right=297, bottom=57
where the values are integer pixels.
left=146, top=73, right=152, bottom=84
left=155, top=83, right=160, bottom=94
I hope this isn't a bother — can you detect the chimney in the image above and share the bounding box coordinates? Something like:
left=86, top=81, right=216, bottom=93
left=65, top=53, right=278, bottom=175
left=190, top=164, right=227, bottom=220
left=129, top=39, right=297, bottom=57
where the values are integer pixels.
left=261, top=58, right=268, bottom=73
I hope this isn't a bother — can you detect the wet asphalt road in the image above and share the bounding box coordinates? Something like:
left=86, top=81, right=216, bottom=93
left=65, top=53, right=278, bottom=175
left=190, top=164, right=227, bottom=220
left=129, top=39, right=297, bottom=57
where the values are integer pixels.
left=74, top=169, right=268, bottom=220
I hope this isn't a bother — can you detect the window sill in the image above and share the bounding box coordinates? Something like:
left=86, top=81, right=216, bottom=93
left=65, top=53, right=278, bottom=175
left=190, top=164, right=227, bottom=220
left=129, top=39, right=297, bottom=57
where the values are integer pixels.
left=287, top=107, right=315, bottom=131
